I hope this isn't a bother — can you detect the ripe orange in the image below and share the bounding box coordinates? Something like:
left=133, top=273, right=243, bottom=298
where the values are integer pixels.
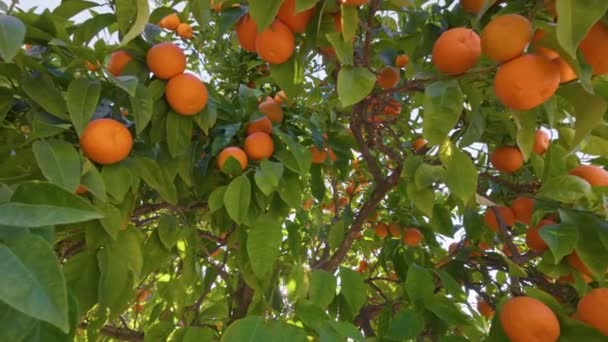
left=357, top=259, right=368, bottom=272
left=483, top=206, right=516, bottom=232
left=337, top=197, right=349, bottom=209
left=274, top=90, right=290, bottom=105
left=481, top=14, right=532, bottom=63
left=511, top=196, right=534, bottom=224
left=332, top=12, right=342, bottom=32
left=177, top=23, right=193, bottom=39
left=395, top=54, right=409, bottom=68
left=460, top=0, right=496, bottom=14
left=277, top=0, right=314, bottom=33
left=383, top=98, right=401, bottom=116
left=165, top=74, right=208, bottom=116
left=432, top=28, right=481, bottom=75
left=526, top=219, right=555, bottom=252
left=160, top=13, right=180, bottom=30
left=236, top=14, right=258, bottom=53
left=146, top=42, right=186, bottom=80
left=376, top=66, right=400, bottom=90
left=217, top=146, right=248, bottom=171
left=244, top=132, right=274, bottom=161
left=477, top=299, right=494, bottom=318
left=579, top=22, right=608, bottom=75
left=246, top=116, right=273, bottom=135
left=532, top=29, right=559, bottom=60
left=388, top=222, right=401, bottom=237
left=569, top=165, right=608, bottom=186
left=412, top=138, right=427, bottom=152
left=490, top=146, right=524, bottom=173
left=255, top=19, right=295, bottom=64
left=566, top=251, right=592, bottom=278
left=494, top=54, right=560, bottom=110
left=341, top=0, right=369, bottom=5
left=552, top=57, right=576, bottom=83
left=403, top=228, right=423, bottom=247
left=302, top=198, right=314, bottom=211
left=85, top=60, right=100, bottom=71
left=258, top=97, right=284, bottom=123
left=345, top=184, right=355, bottom=196
left=533, top=130, right=550, bottom=155
left=576, top=288, right=608, bottom=336
left=500, top=296, right=560, bottom=342
left=76, top=184, right=88, bottom=194
left=107, top=50, right=133, bottom=76
left=136, top=288, right=151, bottom=302
left=310, top=146, right=335, bottom=164
left=80, top=119, right=133, bottom=165
left=132, top=303, right=144, bottom=313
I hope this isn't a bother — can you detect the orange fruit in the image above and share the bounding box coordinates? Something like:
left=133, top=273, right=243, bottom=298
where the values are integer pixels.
left=246, top=116, right=273, bottom=135
left=526, top=219, right=555, bottom=252
left=136, top=288, right=151, bottom=302
left=345, top=184, right=355, bottom=196
left=483, top=206, right=516, bottom=232
left=258, top=97, right=284, bottom=123
left=310, top=146, right=335, bottom=164
left=367, top=211, right=379, bottom=222
left=477, top=299, right=494, bottom=318
left=302, top=198, right=314, bottom=211
left=85, top=61, right=100, bottom=71
left=277, top=0, right=314, bottom=33
left=569, top=165, right=608, bottom=187
left=566, top=251, right=592, bottom=278
left=403, top=228, right=423, bottom=247
left=500, top=296, right=560, bottom=342
left=337, top=197, right=349, bottom=209
left=160, top=13, right=180, bottom=30
left=146, top=42, right=186, bottom=80
left=217, top=147, right=248, bottom=171
left=579, top=22, right=608, bottom=75
left=412, top=138, right=427, bottom=152
left=553, top=57, right=577, bottom=83
left=395, top=54, right=409, bottom=68
left=341, top=0, right=369, bottom=5
left=255, top=19, right=295, bottom=64
left=273, top=90, right=291, bottom=105
left=244, top=132, right=274, bottom=161
left=576, top=288, right=608, bottom=336
left=177, top=23, right=193, bottom=39
left=332, top=12, right=342, bottom=32
left=532, top=29, right=559, bottom=60
left=76, top=184, right=88, bottom=194
left=533, top=130, right=550, bottom=155
left=107, top=50, right=133, bottom=76
left=460, top=0, right=496, bottom=14
left=388, top=222, right=401, bottom=237
left=236, top=14, right=258, bottom=53
left=511, top=196, right=534, bottom=225
left=383, top=98, right=401, bottom=116
left=80, top=119, right=133, bottom=165
left=376, top=66, right=400, bottom=89
left=432, top=28, right=481, bottom=75
left=322, top=202, right=336, bottom=212
left=490, top=146, right=524, bottom=173
left=481, top=14, right=532, bottom=63
left=357, top=259, right=368, bottom=272
left=494, top=54, right=560, bottom=110
left=165, top=73, right=208, bottom=116
left=132, top=303, right=144, bottom=313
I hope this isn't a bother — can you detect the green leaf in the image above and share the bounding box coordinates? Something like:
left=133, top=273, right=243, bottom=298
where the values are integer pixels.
left=386, top=309, right=425, bottom=340
left=277, top=171, right=302, bottom=208
left=158, top=214, right=180, bottom=250
left=405, top=264, right=434, bottom=306
left=337, top=66, right=376, bottom=107
left=81, top=161, right=107, bottom=201
left=181, top=326, right=215, bottom=342
left=0, top=203, right=102, bottom=227
left=309, top=270, right=336, bottom=309
left=513, top=110, right=537, bottom=161
left=295, top=0, right=318, bottom=11
left=555, top=0, right=608, bottom=59
left=326, top=32, right=353, bottom=65
left=0, top=234, right=69, bottom=332
left=270, top=56, right=304, bottom=99
left=11, top=181, right=98, bottom=212
left=135, top=156, right=177, bottom=205
left=328, top=220, right=345, bottom=250
left=101, top=164, right=133, bottom=202
left=224, top=175, right=251, bottom=224
left=557, top=83, right=607, bottom=150
left=33, top=140, right=81, bottom=192
left=248, top=0, right=282, bottom=31
left=0, top=302, right=36, bottom=342
left=341, top=4, right=358, bottom=43
left=339, top=267, right=366, bottom=314
left=537, top=175, right=592, bottom=203
left=426, top=295, right=470, bottom=326
left=406, top=185, right=434, bottom=217
left=326, top=321, right=364, bottom=342
left=254, top=160, right=284, bottom=196
left=112, top=75, right=138, bottom=97
left=95, top=200, right=122, bottom=239
left=276, top=131, right=311, bottom=175
left=247, top=214, right=282, bottom=278
left=208, top=186, right=227, bottom=213
left=423, top=80, right=464, bottom=146
left=63, top=251, right=100, bottom=315
left=97, top=248, right=134, bottom=318
left=166, top=112, right=193, bottom=157
left=221, top=316, right=267, bottom=342
left=430, top=204, right=454, bottom=237
left=191, top=0, right=212, bottom=28
left=0, top=15, right=26, bottom=62
left=119, top=0, right=150, bottom=46
left=22, top=74, right=69, bottom=120
left=130, top=84, right=154, bottom=134
left=434, top=270, right=467, bottom=301
left=539, top=223, right=578, bottom=262
left=67, top=78, right=101, bottom=136
left=445, top=147, right=477, bottom=204
left=414, top=163, right=445, bottom=189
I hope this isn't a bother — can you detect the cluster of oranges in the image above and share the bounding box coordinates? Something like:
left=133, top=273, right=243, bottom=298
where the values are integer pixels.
left=372, top=222, right=423, bottom=247
left=489, top=129, right=549, bottom=174
left=158, top=13, right=193, bottom=39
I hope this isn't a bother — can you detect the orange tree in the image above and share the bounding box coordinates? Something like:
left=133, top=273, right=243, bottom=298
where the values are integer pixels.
left=0, top=0, right=608, bottom=341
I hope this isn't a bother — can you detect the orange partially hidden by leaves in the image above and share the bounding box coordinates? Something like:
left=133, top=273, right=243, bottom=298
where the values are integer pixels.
left=376, top=66, right=400, bottom=89
left=244, top=132, right=274, bottom=161
left=579, top=22, right=608, bottom=76
left=483, top=206, right=516, bottom=232
left=403, top=228, right=423, bottom=247
left=357, top=260, right=368, bottom=272
left=136, top=288, right=151, bottom=302
left=566, top=251, right=592, bottom=278
left=217, top=147, right=248, bottom=171
left=107, top=50, right=133, bottom=76
left=432, top=28, right=481, bottom=75
left=494, top=54, right=560, bottom=110
left=481, top=14, right=532, bottom=63
left=80, top=119, right=132, bottom=165
left=177, top=23, right=193, bottom=39
left=533, top=130, right=550, bottom=155
left=388, top=223, right=401, bottom=237
left=258, top=97, right=284, bottom=123
left=412, top=138, right=427, bottom=152
left=532, top=29, right=559, bottom=60
left=477, top=299, right=494, bottom=318
left=576, top=288, right=608, bottom=336
left=256, top=19, right=295, bottom=65
left=160, top=13, right=181, bottom=30
left=569, top=165, right=608, bottom=186
left=274, top=90, right=291, bottom=105
left=277, top=0, right=314, bottom=33
left=310, top=146, right=336, bottom=164
left=460, top=0, right=496, bottom=14
left=553, top=57, right=576, bottom=83
left=85, top=61, right=100, bottom=71
left=337, top=197, right=349, bottom=209
left=511, top=196, right=534, bottom=225
left=132, top=303, right=144, bottom=313
left=246, top=116, right=273, bottom=135
left=302, top=198, right=314, bottom=211
left=165, top=74, right=208, bottom=115
left=490, top=146, right=524, bottom=173
left=76, top=184, right=88, bottom=194
left=146, top=42, right=186, bottom=80
left=395, top=54, right=409, bottom=68
left=236, top=14, right=258, bottom=53
left=500, top=296, right=560, bottom=342
left=526, top=219, right=555, bottom=252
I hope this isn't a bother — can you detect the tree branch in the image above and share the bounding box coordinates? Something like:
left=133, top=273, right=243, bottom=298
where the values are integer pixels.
left=78, top=323, right=143, bottom=342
